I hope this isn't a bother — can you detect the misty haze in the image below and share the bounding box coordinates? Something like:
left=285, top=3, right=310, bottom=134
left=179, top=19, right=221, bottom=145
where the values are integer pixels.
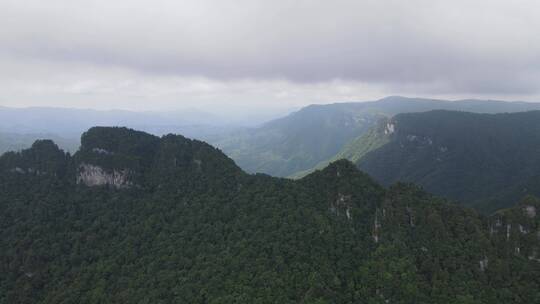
left=1, top=1, right=540, bottom=303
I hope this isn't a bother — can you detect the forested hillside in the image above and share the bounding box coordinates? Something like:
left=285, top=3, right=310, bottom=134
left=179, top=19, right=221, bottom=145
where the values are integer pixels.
left=1, top=127, right=539, bottom=303
left=339, top=110, right=540, bottom=213
left=212, top=96, right=540, bottom=177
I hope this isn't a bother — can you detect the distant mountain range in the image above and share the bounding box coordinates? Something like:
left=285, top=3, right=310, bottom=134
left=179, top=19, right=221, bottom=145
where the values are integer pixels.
left=0, top=132, right=80, bottom=155
left=4, top=96, right=540, bottom=213
left=0, top=106, right=245, bottom=153
left=1, top=127, right=539, bottom=302
left=212, top=96, right=540, bottom=177
left=4, top=97, right=540, bottom=170
left=0, top=106, right=247, bottom=134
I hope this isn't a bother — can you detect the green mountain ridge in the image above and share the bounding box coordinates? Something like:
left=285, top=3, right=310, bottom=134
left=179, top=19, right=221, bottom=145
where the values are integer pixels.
left=212, top=96, right=540, bottom=177
left=290, top=119, right=393, bottom=179
left=325, top=110, right=540, bottom=213
left=1, top=127, right=540, bottom=303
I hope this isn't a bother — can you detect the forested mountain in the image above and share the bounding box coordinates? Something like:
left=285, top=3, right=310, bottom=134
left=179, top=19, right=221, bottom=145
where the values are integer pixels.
left=325, top=110, right=540, bottom=213
left=211, top=104, right=384, bottom=177
left=290, top=120, right=393, bottom=179
left=1, top=127, right=540, bottom=303
left=4, top=97, right=540, bottom=178
left=212, top=96, right=540, bottom=177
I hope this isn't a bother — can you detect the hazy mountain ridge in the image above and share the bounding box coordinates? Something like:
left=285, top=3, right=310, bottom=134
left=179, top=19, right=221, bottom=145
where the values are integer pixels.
left=212, top=96, right=540, bottom=177
left=213, top=105, right=384, bottom=177
left=1, top=127, right=539, bottom=303
left=0, top=132, right=80, bottom=155
left=0, top=106, right=246, bottom=154
left=4, top=97, right=540, bottom=178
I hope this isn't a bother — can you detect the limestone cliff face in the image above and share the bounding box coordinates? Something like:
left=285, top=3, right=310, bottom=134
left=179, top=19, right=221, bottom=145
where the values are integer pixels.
left=77, top=163, right=131, bottom=189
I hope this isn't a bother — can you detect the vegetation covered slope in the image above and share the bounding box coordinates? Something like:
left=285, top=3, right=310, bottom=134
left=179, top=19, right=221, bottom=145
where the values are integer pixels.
left=1, top=127, right=540, bottom=303
left=290, top=120, right=392, bottom=179
left=347, top=110, right=540, bottom=213
left=212, top=96, right=540, bottom=177
left=211, top=103, right=385, bottom=177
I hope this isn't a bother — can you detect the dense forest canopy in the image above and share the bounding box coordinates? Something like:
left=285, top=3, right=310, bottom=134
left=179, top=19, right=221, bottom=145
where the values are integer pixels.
left=348, top=110, right=540, bottom=213
left=212, top=97, right=540, bottom=178
left=1, top=127, right=539, bottom=303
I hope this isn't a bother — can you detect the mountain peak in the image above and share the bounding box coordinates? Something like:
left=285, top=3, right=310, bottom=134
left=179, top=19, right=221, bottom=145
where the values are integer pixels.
left=323, top=159, right=359, bottom=175
left=80, top=126, right=160, bottom=155
left=301, top=159, right=362, bottom=179
left=74, top=127, right=243, bottom=189
left=0, top=139, right=68, bottom=178
left=301, top=159, right=384, bottom=199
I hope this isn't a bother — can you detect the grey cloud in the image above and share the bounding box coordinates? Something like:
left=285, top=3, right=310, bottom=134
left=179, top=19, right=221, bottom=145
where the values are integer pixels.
left=0, top=0, right=540, bottom=107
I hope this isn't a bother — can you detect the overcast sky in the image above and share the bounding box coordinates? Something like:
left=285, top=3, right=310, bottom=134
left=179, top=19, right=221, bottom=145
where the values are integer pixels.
left=1, top=0, right=539, bottom=115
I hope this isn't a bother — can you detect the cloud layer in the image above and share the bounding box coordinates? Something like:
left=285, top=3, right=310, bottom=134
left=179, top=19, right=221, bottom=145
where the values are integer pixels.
left=1, top=0, right=539, bottom=112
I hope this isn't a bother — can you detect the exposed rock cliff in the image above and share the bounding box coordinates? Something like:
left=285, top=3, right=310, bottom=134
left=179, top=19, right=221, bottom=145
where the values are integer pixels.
left=76, top=163, right=132, bottom=188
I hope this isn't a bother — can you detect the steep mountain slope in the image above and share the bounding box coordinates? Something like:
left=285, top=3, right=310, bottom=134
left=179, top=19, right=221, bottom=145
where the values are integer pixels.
left=212, top=96, right=540, bottom=177
left=213, top=104, right=384, bottom=177
left=1, top=127, right=539, bottom=303
left=342, top=110, right=540, bottom=212
left=291, top=120, right=393, bottom=179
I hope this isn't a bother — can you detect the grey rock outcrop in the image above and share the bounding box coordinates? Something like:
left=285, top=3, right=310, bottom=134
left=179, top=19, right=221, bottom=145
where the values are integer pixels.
left=77, top=163, right=131, bottom=189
